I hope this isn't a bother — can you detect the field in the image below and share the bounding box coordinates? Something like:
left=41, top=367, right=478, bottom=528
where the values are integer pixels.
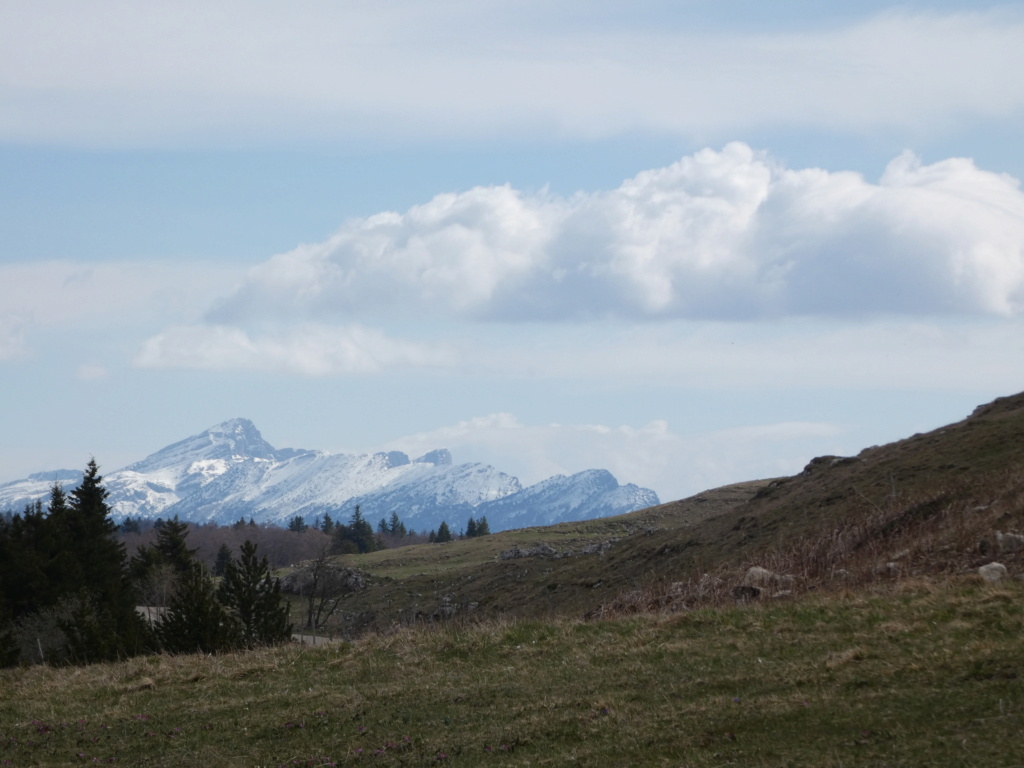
left=2, top=578, right=1023, bottom=767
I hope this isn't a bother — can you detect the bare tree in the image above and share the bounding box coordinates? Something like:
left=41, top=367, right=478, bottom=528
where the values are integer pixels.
left=282, top=545, right=366, bottom=631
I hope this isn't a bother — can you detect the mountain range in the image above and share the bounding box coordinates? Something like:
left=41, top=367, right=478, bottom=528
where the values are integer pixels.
left=0, top=418, right=659, bottom=533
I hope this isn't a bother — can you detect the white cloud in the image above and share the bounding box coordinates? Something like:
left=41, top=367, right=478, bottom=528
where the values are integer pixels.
left=459, top=317, right=1024, bottom=396
left=383, top=413, right=846, bottom=502
left=211, top=144, right=1024, bottom=324
left=0, top=5, right=1021, bottom=146
left=134, top=323, right=457, bottom=376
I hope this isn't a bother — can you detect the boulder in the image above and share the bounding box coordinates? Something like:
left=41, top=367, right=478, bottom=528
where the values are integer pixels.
left=978, top=562, right=1008, bottom=583
left=743, top=566, right=775, bottom=588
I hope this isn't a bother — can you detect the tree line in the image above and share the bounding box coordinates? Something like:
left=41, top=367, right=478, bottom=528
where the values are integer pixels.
left=0, top=462, right=494, bottom=666
left=0, top=461, right=292, bottom=666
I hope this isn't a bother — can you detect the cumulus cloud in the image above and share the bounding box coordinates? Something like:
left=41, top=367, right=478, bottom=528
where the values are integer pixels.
left=383, top=413, right=845, bottom=501
left=211, top=144, right=1024, bottom=323
left=0, top=5, right=1022, bottom=145
left=134, top=323, right=457, bottom=376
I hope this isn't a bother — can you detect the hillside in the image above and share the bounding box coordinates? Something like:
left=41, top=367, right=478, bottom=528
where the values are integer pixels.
left=311, top=391, right=1024, bottom=636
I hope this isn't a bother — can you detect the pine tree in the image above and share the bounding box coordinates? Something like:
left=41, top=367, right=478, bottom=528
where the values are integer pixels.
left=213, top=543, right=233, bottom=577
left=333, top=505, right=379, bottom=554
left=476, top=516, right=491, bottom=536
left=217, top=541, right=291, bottom=648
left=320, top=513, right=335, bottom=535
left=57, top=461, right=149, bottom=662
left=287, top=515, right=309, bottom=533
left=466, top=516, right=478, bottom=538
left=435, top=521, right=452, bottom=543
left=129, top=515, right=197, bottom=608
left=154, top=516, right=196, bottom=575
left=155, top=564, right=238, bottom=654
left=120, top=516, right=141, bottom=534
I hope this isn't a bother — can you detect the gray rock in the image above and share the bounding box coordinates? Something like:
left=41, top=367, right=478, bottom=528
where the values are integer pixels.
left=978, top=562, right=1008, bottom=583
left=996, top=531, right=1024, bottom=554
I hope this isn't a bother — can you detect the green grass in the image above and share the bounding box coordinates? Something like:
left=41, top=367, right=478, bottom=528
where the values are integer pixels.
left=3, top=578, right=1022, bottom=767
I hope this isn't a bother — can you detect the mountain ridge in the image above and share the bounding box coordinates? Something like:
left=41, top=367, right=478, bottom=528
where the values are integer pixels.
left=0, top=418, right=659, bottom=533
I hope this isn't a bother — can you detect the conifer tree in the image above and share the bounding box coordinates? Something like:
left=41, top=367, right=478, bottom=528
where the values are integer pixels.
left=58, top=461, right=149, bottom=662
left=333, top=505, right=379, bottom=554
left=217, top=540, right=292, bottom=648
left=156, top=564, right=238, bottom=654
left=387, top=511, right=406, bottom=536
left=213, top=543, right=233, bottom=577
left=476, top=516, right=491, bottom=536
left=435, top=521, right=452, bottom=543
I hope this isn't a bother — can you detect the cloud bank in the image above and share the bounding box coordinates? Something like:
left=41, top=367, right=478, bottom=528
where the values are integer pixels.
left=209, top=144, right=1024, bottom=327
left=135, top=324, right=456, bottom=376
left=1, top=6, right=1022, bottom=145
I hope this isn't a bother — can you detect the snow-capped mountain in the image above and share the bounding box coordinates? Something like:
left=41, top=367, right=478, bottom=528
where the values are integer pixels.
left=0, top=419, right=659, bottom=533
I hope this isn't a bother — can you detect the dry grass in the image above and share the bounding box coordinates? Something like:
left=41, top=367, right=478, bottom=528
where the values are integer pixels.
left=3, top=579, right=1023, bottom=766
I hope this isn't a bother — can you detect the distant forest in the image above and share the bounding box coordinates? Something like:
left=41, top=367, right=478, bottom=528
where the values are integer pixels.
left=0, top=461, right=490, bottom=667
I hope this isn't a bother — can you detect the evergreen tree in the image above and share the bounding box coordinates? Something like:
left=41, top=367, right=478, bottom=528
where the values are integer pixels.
left=119, top=516, right=141, bottom=534
left=387, top=511, right=406, bottom=536
left=217, top=541, right=291, bottom=648
left=287, top=515, right=309, bottom=533
left=155, top=564, right=238, bottom=654
left=57, top=461, right=149, bottom=662
left=435, top=521, right=452, bottom=543
left=154, top=516, right=196, bottom=575
left=476, top=516, right=491, bottom=536
left=332, top=505, right=379, bottom=554
left=466, top=516, right=478, bottom=538
left=377, top=517, right=388, bottom=534
left=213, top=543, right=233, bottom=577
left=129, top=515, right=197, bottom=608
left=320, top=513, right=335, bottom=535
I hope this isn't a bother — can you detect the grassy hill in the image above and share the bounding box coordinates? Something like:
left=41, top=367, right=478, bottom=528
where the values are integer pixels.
left=3, top=391, right=1024, bottom=766
left=302, top=392, right=1024, bottom=636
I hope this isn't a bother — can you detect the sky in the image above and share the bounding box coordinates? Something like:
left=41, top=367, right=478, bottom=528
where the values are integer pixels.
left=3, top=0, right=1024, bottom=503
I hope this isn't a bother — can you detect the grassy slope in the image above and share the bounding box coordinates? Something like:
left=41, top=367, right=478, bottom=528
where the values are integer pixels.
left=311, top=393, right=1024, bottom=635
left=3, top=393, right=1024, bottom=766
left=2, top=581, right=1022, bottom=767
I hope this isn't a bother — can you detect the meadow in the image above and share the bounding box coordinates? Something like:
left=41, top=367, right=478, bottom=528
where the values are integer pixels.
left=2, top=578, right=1022, bottom=767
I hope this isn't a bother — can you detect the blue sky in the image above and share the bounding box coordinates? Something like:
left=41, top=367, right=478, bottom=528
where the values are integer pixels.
left=2, top=1, right=1024, bottom=503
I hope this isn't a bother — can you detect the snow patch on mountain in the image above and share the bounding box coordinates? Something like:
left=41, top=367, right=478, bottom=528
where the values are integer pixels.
left=0, top=419, right=659, bottom=532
